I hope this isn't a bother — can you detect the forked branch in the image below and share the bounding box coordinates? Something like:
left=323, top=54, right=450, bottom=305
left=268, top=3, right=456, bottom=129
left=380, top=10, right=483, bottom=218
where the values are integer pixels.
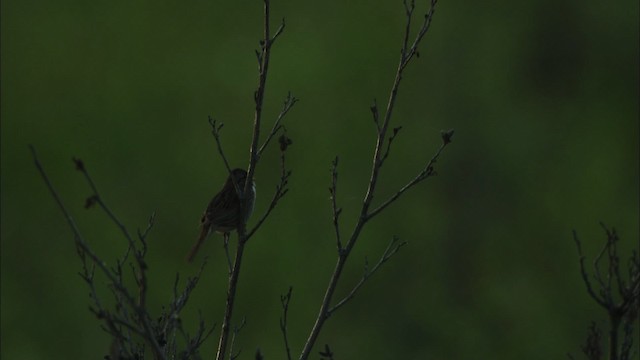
left=328, top=236, right=407, bottom=315
left=329, top=157, right=343, bottom=252
left=32, top=146, right=214, bottom=359
left=214, top=1, right=292, bottom=359
left=572, top=224, right=640, bottom=360
left=299, top=1, right=449, bottom=358
left=280, top=286, right=294, bottom=360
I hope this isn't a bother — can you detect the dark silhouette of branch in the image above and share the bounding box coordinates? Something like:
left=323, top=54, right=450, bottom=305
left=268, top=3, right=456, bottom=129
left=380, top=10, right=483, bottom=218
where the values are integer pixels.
left=247, top=138, right=291, bottom=241
left=32, top=146, right=165, bottom=358
left=31, top=146, right=214, bottom=359
left=380, top=126, right=403, bottom=165
left=366, top=138, right=449, bottom=221
left=571, top=223, right=640, bottom=360
left=299, top=1, right=450, bottom=358
left=280, top=286, right=294, bottom=360
left=400, top=0, right=438, bottom=71
left=329, top=157, right=342, bottom=252
left=573, top=322, right=603, bottom=360
left=328, top=236, right=407, bottom=315
left=208, top=117, right=243, bottom=199
left=223, top=233, right=233, bottom=275
left=319, top=344, right=335, bottom=360
left=258, top=92, right=298, bottom=157
left=229, top=317, right=247, bottom=360
left=213, top=1, right=293, bottom=359
left=370, top=99, right=380, bottom=132
left=179, top=310, right=216, bottom=359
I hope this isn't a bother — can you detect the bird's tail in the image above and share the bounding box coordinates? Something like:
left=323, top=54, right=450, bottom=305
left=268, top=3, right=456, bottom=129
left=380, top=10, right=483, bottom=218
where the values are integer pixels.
left=186, top=226, right=209, bottom=262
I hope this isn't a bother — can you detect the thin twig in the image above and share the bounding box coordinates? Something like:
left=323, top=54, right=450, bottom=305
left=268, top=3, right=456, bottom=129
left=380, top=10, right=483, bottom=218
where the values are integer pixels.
left=180, top=310, right=217, bottom=359
left=74, top=158, right=160, bottom=350
left=328, top=236, right=407, bottom=315
left=299, top=1, right=443, bottom=358
left=246, top=138, right=291, bottom=241
left=229, top=317, right=247, bottom=360
left=167, top=260, right=208, bottom=327
left=573, top=230, right=608, bottom=308
left=216, top=238, right=246, bottom=360
left=215, top=0, right=285, bottom=356
left=208, top=117, right=233, bottom=175
left=400, top=0, right=438, bottom=71
left=208, top=117, right=243, bottom=199
left=280, top=286, right=294, bottom=360
left=30, top=146, right=166, bottom=359
left=366, top=138, right=449, bottom=221
left=573, top=225, right=640, bottom=360
left=319, top=344, right=335, bottom=360
left=600, top=223, right=627, bottom=300
left=75, top=154, right=154, bottom=314
left=370, top=99, right=380, bottom=132
left=258, top=92, right=298, bottom=157
left=223, top=233, right=233, bottom=275
left=329, top=157, right=342, bottom=252
left=379, top=126, right=403, bottom=165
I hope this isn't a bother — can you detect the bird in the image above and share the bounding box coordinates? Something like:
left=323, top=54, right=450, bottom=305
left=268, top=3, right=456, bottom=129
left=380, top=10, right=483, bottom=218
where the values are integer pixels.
left=186, top=168, right=256, bottom=262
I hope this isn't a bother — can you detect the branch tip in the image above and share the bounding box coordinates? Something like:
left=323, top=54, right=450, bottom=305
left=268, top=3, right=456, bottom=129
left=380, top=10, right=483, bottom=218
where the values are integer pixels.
left=73, top=157, right=85, bottom=171
left=279, top=134, right=293, bottom=152
left=440, top=128, right=454, bottom=145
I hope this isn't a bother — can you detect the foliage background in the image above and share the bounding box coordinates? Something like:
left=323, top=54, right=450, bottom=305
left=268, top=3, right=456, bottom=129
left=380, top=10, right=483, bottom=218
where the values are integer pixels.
left=1, top=0, right=638, bottom=359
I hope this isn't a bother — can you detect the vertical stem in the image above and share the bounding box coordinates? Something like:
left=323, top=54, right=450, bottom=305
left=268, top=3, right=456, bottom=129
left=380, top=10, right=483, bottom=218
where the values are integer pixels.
left=215, top=241, right=246, bottom=360
left=298, top=57, right=406, bottom=360
left=299, top=221, right=367, bottom=360
left=609, top=313, right=621, bottom=360
left=216, top=2, right=275, bottom=359
left=299, top=255, right=347, bottom=359
left=361, top=67, right=404, bottom=217
left=246, top=0, right=272, bottom=193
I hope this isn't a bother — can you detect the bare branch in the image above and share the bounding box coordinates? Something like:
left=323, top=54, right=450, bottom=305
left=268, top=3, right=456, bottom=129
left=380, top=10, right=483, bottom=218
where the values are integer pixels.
left=73, top=157, right=138, bottom=252
left=580, top=322, right=603, bottom=360
left=215, top=239, right=247, bottom=360
left=299, top=2, right=444, bottom=358
left=247, top=136, right=292, bottom=241
left=329, top=236, right=407, bottom=315
left=258, top=92, right=298, bottom=157
left=180, top=310, right=217, bottom=359
left=271, top=17, right=286, bottom=44
left=400, top=0, right=415, bottom=60
left=31, top=146, right=166, bottom=359
left=401, top=0, right=438, bottom=70
left=573, top=225, right=640, bottom=360
left=215, top=1, right=288, bottom=358
left=592, top=231, right=614, bottom=305
left=367, top=137, right=451, bottom=221
left=370, top=99, right=380, bottom=132
left=168, top=260, right=208, bottom=321
left=360, top=0, right=440, bottom=223
left=329, top=157, right=343, bottom=252
left=245, top=0, right=285, bottom=194
left=573, top=230, right=608, bottom=308
left=280, top=286, right=294, bottom=360
left=73, top=157, right=159, bottom=341
left=319, top=344, right=335, bottom=360
left=223, top=233, right=233, bottom=275
left=379, top=126, right=403, bottom=166
left=600, top=223, right=628, bottom=300
left=208, top=117, right=243, bottom=199
left=137, top=212, right=156, bottom=248
left=229, top=317, right=247, bottom=360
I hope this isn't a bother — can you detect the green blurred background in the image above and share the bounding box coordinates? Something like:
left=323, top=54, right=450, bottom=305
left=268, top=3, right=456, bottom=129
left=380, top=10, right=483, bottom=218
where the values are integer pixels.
left=2, top=0, right=638, bottom=359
